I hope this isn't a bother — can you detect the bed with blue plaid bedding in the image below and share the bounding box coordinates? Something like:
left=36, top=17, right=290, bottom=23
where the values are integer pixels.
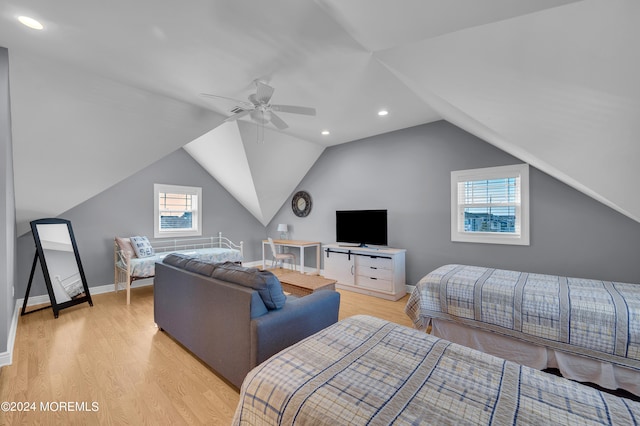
left=233, top=315, right=640, bottom=425
left=405, top=264, right=640, bottom=371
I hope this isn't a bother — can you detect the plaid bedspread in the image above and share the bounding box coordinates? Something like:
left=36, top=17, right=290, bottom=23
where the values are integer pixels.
left=405, top=264, right=640, bottom=370
left=233, top=315, right=640, bottom=425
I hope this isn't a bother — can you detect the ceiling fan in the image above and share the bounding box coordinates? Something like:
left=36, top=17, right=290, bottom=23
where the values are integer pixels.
left=201, top=80, right=316, bottom=131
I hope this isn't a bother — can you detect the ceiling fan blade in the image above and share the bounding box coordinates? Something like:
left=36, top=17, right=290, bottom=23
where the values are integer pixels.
left=271, top=104, right=316, bottom=116
left=224, top=109, right=252, bottom=122
left=255, top=81, right=275, bottom=104
left=200, top=93, right=254, bottom=109
left=269, top=112, right=289, bottom=130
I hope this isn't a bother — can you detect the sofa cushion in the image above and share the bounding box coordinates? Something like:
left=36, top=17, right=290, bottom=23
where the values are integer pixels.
left=162, top=254, right=217, bottom=277
left=184, top=259, right=217, bottom=276
left=163, top=253, right=193, bottom=269
left=211, top=262, right=286, bottom=310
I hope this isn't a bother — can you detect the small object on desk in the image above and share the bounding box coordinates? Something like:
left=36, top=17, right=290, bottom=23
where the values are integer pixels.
left=277, top=223, right=288, bottom=240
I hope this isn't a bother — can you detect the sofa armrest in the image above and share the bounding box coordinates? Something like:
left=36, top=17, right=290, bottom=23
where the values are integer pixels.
left=251, top=290, right=340, bottom=366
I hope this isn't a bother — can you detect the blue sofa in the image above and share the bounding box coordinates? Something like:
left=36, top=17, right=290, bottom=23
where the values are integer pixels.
left=154, top=254, right=340, bottom=388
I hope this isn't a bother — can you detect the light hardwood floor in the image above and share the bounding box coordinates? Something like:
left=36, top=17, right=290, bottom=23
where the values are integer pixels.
left=0, top=286, right=413, bottom=425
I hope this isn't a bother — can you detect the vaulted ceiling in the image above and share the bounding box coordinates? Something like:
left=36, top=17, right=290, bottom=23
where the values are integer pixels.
left=2, top=0, right=638, bottom=235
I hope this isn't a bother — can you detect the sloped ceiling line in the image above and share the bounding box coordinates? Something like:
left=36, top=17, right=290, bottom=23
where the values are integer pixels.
left=184, top=120, right=325, bottom=226
left=374, top=0, right=640, bottom=223
left=4, top=0, right=640, bottom=231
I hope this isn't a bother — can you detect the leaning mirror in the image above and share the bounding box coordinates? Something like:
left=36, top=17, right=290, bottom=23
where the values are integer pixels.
left=22, top=218, right=93, bottom=318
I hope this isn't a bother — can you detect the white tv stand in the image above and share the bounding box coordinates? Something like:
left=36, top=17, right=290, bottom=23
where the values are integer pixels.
left=323, top=244, right=406, bottom=301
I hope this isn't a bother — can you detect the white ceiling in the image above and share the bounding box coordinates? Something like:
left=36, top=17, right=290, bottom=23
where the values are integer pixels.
left=2, top=0, right=639, bottom=234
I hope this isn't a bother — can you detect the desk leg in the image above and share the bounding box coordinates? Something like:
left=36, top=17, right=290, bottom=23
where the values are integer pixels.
left=315, top=243, right=320, bottom=275
left=300, top=246, right=305, bottom=274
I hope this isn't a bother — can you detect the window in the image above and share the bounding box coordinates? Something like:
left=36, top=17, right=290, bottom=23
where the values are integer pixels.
left=154, top=184, right=202, bottom=238
left=451, top=164, right=529, bottom=245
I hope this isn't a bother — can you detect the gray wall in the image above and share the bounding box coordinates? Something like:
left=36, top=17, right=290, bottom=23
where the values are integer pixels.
left=16, top=148, right=265, bottom=299
left=15, top=119, right=640, bottom=302
left=268, top=120, right=640, bottom=285
left=1, top=47, right=17, bottom=354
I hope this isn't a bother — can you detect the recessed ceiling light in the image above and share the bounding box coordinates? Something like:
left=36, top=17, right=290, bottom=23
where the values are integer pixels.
left=378, top=110, right=389, bottom=116
left=18, top=16, right=44, bottom=30
left=321, top=130, right=330, bottom=136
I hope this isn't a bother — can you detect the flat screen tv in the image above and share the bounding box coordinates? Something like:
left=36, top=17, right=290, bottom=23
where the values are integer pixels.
left=336, top=209, right=387, bottom=247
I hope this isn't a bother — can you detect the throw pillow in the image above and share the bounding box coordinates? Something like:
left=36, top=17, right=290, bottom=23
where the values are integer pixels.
left=130, top=236, right=155, bottom=258
left=115, top=237, right=136, bottom=260
left=211, top=262, right=286, bottom=310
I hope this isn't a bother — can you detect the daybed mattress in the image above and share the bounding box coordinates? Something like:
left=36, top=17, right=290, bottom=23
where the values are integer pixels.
left=405, top=264, right=640, bottom=372
left=123, top=247, right=242, bottom=278
left=233, top=315, right=640, bottom=425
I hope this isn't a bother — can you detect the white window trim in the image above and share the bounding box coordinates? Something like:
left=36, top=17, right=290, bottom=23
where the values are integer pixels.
left=451, top=164, right=530, bottom=246
left=154, top=184, right=202, bottom=238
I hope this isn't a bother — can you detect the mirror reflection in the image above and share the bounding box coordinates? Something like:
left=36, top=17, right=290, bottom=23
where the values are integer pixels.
left=36, top=223, right=85, bottom=302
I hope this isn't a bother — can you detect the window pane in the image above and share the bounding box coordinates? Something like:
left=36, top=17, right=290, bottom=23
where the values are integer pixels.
left=462, top=177, right=518, bottom=204
left=154, top=184, right=202, bottom=238
left=161, top=211, right=193, bottom=230
left=463, top=207, right=516, bottom=233
left=159, top=192, right=197, bottom=231
left=451, top=164, right=529, bottom=245
left=159, top=193, right=193, bottom=210
left=459, top=177, right=519, bottom=234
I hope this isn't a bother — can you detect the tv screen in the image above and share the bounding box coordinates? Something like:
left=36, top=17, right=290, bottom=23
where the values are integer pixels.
left=336, top=210, right=387, bottom=247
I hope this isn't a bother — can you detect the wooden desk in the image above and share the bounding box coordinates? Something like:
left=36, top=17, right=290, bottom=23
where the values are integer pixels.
left=262, top=239, right=321, bottom=275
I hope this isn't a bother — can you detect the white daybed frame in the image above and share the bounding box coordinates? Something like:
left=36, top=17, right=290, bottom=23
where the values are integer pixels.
left=114, top=232, right=243, bottom=304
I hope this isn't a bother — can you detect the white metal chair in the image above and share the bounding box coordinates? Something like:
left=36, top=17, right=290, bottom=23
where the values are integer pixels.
left=268, top=237, right=296, bottom=271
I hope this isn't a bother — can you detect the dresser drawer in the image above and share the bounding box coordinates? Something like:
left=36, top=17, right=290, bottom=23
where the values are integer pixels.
left=355, top=276, right=393, bottom=292
left=356, top=265, right=393, bottom=280
left=357, top=255, right=393, bottom=270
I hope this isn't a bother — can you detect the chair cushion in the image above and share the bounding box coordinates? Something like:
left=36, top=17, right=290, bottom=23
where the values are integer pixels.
left=211, top=262, right=286, bottom=310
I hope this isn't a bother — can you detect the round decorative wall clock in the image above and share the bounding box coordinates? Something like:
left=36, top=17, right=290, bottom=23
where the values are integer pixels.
left=291, top=191, right=312, bottom=217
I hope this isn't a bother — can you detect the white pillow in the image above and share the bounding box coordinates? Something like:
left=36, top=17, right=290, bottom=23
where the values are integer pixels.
left=130, top=236, right=155, bottom=258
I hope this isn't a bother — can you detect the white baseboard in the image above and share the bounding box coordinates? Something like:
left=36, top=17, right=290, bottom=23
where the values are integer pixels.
left=0, top=302, right=19, bottom=367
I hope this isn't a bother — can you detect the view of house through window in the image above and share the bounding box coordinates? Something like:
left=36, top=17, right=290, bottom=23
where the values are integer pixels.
left=451, top=164, right=529, bottom=245
left=159, top=192, right=194, bottom=230
left=154, top=184, right=202, bottom=238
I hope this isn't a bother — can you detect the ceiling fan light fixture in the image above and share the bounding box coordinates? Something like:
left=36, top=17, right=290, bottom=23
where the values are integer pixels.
left=321, top=130, right=330, bottom=135
left=378, top=109, right=389, bottom=116
left=202, top=80, right=315, bottom=132
left=18, top=15, right=44, bottom=30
